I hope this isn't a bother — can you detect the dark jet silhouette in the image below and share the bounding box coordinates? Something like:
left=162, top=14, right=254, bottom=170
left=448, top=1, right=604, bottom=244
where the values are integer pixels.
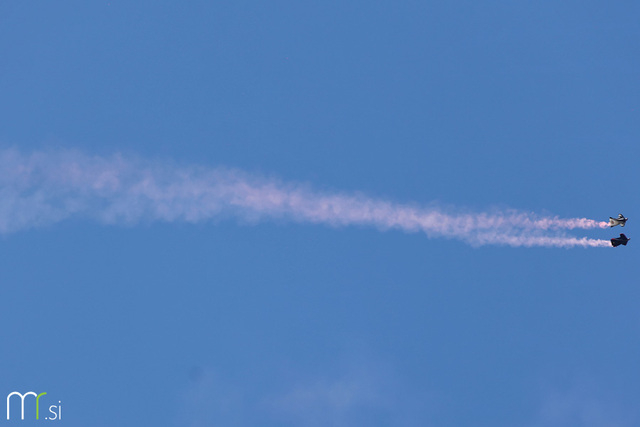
left=611, top=233, right=630, bottom=247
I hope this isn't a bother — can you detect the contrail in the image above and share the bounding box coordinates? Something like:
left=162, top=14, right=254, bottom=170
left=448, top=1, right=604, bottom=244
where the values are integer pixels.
left=0, top=149, right=611, bottom=248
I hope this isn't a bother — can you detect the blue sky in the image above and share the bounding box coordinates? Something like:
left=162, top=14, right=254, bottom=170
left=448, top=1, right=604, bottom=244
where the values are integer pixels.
left=0, top=1, right=638, bottom=426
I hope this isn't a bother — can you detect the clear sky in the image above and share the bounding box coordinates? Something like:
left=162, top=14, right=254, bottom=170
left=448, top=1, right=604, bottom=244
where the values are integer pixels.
left=0, top=1, right=638, bottom=426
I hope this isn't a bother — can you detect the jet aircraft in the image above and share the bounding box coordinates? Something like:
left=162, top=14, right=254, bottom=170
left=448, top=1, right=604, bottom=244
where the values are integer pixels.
left=609, top=214, right=628, bottom=227
left=611, top=233, right=630, bottom=247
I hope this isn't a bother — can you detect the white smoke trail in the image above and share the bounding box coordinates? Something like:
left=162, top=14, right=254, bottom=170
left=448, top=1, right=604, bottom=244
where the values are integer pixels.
left=0, top=149, right=611, bottom=248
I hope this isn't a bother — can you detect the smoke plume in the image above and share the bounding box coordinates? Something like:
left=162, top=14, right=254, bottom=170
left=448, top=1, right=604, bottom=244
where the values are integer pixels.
left=0, top=149, right=611, bottom=248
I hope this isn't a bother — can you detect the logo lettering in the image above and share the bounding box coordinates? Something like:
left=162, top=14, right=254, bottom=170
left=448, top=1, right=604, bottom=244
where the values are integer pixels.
left=6, top=391, right=59, bottom=421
